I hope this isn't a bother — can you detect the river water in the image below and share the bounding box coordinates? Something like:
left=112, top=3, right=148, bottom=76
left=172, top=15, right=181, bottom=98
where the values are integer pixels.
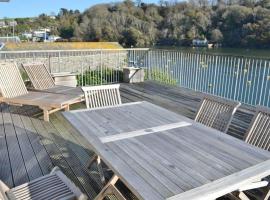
left=145, top=47, right=270, bottom=107
left=155, top=47, right=270, bottom=59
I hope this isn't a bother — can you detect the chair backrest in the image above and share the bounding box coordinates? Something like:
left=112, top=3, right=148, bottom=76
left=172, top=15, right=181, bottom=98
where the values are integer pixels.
left=4, top=167, right=87, bottom=200
left=195, top=95, right=241, bottom=133
left=82, top=84, right=122, bottom=109
left=0, top=62, right=28, bottom=98
left=244, top=106, right=270, bottom=151
left=22, top=63, right=55, bottom=90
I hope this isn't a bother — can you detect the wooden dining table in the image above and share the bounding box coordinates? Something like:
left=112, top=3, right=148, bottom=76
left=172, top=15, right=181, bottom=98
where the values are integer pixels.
left=63, top=101, right=270, bottom=200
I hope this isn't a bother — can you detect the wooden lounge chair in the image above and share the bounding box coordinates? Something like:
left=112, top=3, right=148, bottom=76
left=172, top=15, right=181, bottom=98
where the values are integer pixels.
left=82, top=84, right=122, bottom=109
left=195, top=95, right=241, bottom=132
left=0, top=62, right=82, bottom=121
left=22, top=62, right=84, bottom=98
left=0, top=167, right=87, bottom=200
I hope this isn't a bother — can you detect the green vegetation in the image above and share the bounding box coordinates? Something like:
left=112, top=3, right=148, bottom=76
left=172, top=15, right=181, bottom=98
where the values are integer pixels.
left=77, top=68, right=123, bottom=86
left=146, top=69, right=177, bottom=85
left=1, top=0, right=270, bottom=48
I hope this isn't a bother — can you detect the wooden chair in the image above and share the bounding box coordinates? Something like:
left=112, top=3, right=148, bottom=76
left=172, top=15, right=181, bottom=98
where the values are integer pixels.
left=225, top=106, right=270, bottom=200
left=82, top=84, right=122, bottom=109
left=22, top=63, right=84, bottom=99
left=195, top=95, right=241, bottom=132
left=244, top=106, right=270, bottom=151
left=0, top=167, right=87, bottom=200
left=0, top=62, right=82, bottom=121
left=82, top=84, right=122, bottom=190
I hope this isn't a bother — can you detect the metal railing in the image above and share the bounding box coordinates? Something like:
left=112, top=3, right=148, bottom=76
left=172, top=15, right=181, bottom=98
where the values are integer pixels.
left=0, top=49, right=149, bottom=86
left=0, top=48, right=269, bottom=107
left=147, top=50, right=270, bottom=107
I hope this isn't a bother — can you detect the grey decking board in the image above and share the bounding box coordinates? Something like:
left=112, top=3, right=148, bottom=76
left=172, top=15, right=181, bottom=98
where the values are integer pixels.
left=0, top=104, right=103, bottom=200
left=29, top=118, right=85, bottom=191
left=50, top=114, right=91, bottom=166
left=41, top=116, right=100, bottom=198
left=19, top=115, right=53, bottom=175
left=0, top=104, right=13, bottom=187
left=2, top=107, right=29, bottom=186
left=9, top=113, right=43, bottom=181
left=53, top=112, right=93, bottom=154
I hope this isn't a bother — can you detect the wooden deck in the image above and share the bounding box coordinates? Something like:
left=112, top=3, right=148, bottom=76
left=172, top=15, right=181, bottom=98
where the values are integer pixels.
left=0, top=81, right=258, bottom=199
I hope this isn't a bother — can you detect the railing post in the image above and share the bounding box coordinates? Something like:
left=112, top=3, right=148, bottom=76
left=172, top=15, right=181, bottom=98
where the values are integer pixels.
left=233, top=58, right=240, bottom=101
left=100, top=50, right=103, bottom=85
left=148, top=49, right=151, bottom=80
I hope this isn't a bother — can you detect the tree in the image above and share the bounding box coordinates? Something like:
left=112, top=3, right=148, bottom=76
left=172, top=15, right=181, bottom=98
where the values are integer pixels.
left=3, top=1, right=270, bottom=48
left=210, top=28, right=223, bottom=42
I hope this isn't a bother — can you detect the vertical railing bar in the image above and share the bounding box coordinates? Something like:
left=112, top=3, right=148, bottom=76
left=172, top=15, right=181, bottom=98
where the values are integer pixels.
left=251, top=59, right=263, bottom=105
left=260, top=60, right=267, bottom=106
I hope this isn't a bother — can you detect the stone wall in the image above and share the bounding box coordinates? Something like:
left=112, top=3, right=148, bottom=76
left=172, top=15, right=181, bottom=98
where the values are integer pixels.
left=1, top=51, right=128, bottom=73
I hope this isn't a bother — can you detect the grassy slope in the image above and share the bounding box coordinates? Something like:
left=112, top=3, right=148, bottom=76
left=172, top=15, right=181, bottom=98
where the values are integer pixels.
left=3, top=42, right=123, bottom=51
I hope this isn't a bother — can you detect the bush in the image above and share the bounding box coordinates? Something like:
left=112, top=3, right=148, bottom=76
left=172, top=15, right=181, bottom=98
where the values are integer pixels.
left=145, top=69, right=177, bottom=86
left=77, top=68, right=123, bottom=86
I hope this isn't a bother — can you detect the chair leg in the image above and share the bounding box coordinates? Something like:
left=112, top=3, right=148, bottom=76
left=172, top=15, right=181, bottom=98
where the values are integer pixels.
left=87, top=155, right=106, bottom=185
left=263, top=189, right=270, bottom=200
left=238, top=192, right=251, bottom=200
left=96, top=156, right=106, bottom=185
left=0, top=180, right=10, bottom=200
left=87, top=155, right=98, bottom=169
left=94, top=175, right=125, bottom=200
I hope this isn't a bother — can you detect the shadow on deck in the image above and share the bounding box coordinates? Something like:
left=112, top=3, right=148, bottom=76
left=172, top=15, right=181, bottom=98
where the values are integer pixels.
left=0, top=81, right=256, bottom=199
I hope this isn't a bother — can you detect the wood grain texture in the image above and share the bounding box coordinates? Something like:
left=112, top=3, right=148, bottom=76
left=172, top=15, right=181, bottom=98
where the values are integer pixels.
left=63, top=101, right=270, bottom=200
left=194, top=94, right=241, bottom=133
left=82, top=84, right=122, bottom=109
left=244, top=106, right=270, bottom=151
left=22, top=63, right=84, bottom=98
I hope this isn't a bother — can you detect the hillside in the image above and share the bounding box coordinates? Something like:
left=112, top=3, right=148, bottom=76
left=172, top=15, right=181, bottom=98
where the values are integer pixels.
left=0, top=0, right=270, bottom=48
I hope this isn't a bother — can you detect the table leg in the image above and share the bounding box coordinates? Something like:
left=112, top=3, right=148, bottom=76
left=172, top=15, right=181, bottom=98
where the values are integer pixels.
left=87, top=155, right=106, bottom=185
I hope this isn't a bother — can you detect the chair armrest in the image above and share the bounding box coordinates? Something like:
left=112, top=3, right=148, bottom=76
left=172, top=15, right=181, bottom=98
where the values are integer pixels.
left=0, top=180, right=10, bottom=200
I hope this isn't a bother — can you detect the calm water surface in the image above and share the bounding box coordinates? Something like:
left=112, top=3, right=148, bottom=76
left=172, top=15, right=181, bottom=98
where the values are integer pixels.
left=154, top=47, right=270, bottom=59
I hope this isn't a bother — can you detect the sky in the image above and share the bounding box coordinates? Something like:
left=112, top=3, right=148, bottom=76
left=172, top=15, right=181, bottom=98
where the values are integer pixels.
left=0, top=0, right=158, bottom=19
